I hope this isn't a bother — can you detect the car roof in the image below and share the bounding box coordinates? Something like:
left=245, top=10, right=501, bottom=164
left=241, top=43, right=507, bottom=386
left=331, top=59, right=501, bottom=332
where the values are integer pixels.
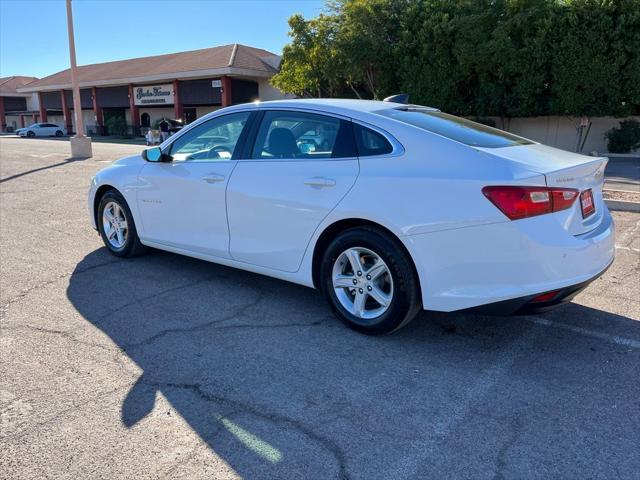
left=222, top=98, right=405, bottom=119
left=221, top=98, right=441, bottom=123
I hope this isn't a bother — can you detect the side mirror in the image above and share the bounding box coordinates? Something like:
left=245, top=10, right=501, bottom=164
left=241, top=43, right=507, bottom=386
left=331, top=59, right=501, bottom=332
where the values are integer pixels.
left=142, top=146, right=169, bottom=162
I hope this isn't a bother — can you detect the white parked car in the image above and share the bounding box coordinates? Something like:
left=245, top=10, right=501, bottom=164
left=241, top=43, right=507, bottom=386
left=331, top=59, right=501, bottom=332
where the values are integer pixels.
left=16, top=123, right=66, bottom=137
left=88, top=99, right=614, bottom=334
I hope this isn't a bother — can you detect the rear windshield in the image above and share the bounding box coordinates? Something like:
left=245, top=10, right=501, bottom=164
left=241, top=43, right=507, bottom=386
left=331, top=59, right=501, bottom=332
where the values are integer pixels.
left=376, top=108, right=532, bottom=148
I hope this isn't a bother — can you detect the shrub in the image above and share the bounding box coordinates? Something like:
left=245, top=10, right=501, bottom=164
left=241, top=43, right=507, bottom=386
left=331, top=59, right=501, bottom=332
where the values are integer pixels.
left=105, top=116, right=128, bottom=137
left=605, top=120, right=640, bottom=153
left=273, top=0, right=640, bottom=118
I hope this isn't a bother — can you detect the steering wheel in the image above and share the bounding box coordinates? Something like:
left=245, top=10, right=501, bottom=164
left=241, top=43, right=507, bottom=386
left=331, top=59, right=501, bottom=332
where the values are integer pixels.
left=207, top=145, right=233, bottom=158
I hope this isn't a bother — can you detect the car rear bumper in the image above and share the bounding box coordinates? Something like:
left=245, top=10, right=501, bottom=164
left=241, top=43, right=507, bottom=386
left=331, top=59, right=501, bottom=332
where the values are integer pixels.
left=464, top=258, right=612, bottom=315
left=405, top=205, right=615, bottom=312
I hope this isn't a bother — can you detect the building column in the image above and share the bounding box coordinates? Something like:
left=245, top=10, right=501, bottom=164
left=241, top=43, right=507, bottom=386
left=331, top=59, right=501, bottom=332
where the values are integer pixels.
left=92, top=87, right=103, bottom=134
left=20, top=114, right=25, bottom=128
left=32, top=113, right=38, bottom=124
left=0, top=96, right=6, bottom=132
left=173, top=80, right=183, bottom=121
left=221, top=76, right=232, bottom=107
left=128, top=84, right=140, bottom=134
left=37, top=92, right=48, bottom=122
left=61, top=90, right=73, bottom=134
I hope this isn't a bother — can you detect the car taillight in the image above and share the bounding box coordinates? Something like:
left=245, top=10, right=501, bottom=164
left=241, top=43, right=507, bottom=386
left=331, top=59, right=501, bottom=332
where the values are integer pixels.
left=482, top=186, right=579, bottom=220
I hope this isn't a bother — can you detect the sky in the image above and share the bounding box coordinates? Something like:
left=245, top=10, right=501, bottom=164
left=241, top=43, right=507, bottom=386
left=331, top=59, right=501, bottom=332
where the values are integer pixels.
left=0, top=0, right=326, bottom=79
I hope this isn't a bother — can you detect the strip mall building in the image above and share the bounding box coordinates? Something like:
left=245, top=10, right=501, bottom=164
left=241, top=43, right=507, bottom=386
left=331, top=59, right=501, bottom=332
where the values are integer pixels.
left=1, top=43, right=288, bottom=134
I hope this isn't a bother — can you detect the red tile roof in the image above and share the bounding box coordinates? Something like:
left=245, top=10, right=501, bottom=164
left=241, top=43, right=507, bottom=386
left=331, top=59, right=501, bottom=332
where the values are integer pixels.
left=19, top=44, right=280, bottom=91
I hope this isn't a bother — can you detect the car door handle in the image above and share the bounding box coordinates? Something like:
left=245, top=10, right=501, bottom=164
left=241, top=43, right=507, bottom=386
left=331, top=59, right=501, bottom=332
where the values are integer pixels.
left=304, top=177, right=336, bottom=188
left=202, top=174, right=225, bottom=184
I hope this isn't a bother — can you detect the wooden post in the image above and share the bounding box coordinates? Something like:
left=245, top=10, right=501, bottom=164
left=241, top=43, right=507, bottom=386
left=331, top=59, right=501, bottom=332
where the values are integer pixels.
left=173, top=80, right=183, bottom=121
left=221, top=76, right=232, bottom=107
left=128, top=84, right=140, bottom=128
left=37, top=92, right=47, bottom=122
left=0, top=96, right=6, bottom=132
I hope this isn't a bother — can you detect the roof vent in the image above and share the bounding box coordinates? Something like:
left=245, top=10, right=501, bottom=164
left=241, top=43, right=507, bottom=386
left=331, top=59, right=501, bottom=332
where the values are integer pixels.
left=383, top=93, right=409, bottom=104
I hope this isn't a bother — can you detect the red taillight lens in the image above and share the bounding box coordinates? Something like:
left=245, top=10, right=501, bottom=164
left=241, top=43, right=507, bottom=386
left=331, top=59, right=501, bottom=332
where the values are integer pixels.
left=531, top=290, right=561, bottom=303
left=482, top=186, right=579, bottom=220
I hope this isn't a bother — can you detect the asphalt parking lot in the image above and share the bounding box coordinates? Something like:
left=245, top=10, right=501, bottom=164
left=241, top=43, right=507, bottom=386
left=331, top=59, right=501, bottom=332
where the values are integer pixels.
left=1, top=136, right=639, bottom=479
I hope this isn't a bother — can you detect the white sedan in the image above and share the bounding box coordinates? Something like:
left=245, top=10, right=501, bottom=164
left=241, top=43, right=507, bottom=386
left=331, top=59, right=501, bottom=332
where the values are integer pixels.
left=88, top=98, right=614, bottom=334
left=17, top=123, right=66, bottom=137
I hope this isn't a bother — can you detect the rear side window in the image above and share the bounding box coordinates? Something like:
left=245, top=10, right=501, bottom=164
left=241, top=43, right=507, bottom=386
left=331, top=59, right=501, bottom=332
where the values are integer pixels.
left=376, top=108, right=532, bottom=148
left=251, top=110, right=356, bottom=159
left=354, top=124, right=394, bottom=156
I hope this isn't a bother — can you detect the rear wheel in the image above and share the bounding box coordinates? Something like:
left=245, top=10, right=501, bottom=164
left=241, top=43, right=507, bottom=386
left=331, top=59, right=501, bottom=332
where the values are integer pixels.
left=321, top=227, right=421, bottom=335
left=97, top=190, right=147, bottom=257
left=55, top=130, right=63, bottom=137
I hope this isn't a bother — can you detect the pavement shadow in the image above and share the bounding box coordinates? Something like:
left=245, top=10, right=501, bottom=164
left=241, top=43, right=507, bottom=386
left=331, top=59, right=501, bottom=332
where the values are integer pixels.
left=0, top=157, right=83, bottom=183
left=66, top=248, right=640, bottom=479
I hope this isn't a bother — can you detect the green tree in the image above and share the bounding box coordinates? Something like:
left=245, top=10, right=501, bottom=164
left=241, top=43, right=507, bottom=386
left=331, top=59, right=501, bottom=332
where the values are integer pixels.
left=272, top=14, right=342, bottom=97
left=273, top=0, right=640, bottom=118
left=330, top=0, right=406, bottom=99
left=548, top=0, right=637, bottom=117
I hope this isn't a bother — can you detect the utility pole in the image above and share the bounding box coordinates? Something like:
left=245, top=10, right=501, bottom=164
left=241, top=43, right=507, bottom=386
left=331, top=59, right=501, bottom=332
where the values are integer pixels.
left=66, top=0, right=92, bottom=158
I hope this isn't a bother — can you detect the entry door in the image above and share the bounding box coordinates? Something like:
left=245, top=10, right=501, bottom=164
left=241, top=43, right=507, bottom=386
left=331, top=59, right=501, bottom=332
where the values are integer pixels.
left=184, top=108, right=197, bottom=125
left=137, top=111, right=252, bottom=257
left=227, top=110, right=359, bottom=272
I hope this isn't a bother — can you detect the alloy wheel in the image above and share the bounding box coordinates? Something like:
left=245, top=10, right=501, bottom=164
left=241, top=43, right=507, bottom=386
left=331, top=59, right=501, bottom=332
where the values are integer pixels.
left=332, top=247, right=394, bottom=321
left=102, top=201, right=128, bottom=249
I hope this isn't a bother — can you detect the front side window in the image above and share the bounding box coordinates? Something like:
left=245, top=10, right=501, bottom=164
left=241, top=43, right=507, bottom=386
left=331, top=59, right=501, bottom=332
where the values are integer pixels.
left=376, top=108, right=532, bottom=148
left=251, top=110, right=356, bottom=159
left=169, top=111, right=251, bottom=162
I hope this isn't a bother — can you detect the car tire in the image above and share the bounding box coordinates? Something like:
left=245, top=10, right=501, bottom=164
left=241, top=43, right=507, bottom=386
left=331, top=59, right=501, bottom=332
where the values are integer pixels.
left=97, top=190, right=148, bottom=258
left=55, top=130, right=63, bottom=137
left=320, top=227, right=422, bottom=335
left=27, top=131, right=35, bottom=138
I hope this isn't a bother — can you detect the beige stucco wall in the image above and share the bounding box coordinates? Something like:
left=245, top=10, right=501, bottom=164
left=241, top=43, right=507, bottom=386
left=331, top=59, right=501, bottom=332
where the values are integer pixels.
left=258, top=79, right=294, bottom=101
left=4, top=115, right=24, bottom=130
left=489, top=116, right=640, bottom=154
left=139, top=108, right=174, bottom=127
left=196, top=106, right=221, bottom=118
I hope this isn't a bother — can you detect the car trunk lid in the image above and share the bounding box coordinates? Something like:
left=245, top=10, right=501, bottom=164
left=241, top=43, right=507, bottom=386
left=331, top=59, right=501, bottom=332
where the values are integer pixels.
left=477, top=143, right=608, bottom=235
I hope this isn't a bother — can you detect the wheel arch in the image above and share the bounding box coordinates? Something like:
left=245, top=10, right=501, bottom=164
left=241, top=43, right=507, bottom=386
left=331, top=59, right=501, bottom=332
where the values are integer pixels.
left=93, top=184, right=119, bottom=227
left=311, top=218, right=423, bottom=304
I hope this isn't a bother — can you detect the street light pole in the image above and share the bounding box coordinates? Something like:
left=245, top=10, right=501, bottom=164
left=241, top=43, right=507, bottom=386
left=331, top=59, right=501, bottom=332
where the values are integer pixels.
left=65, top=0, right=92, bottom=157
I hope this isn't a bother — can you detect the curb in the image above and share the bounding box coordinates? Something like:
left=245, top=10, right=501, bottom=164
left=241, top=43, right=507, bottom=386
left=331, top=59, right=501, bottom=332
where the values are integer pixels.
left=605, top=199, right=640, bottom=213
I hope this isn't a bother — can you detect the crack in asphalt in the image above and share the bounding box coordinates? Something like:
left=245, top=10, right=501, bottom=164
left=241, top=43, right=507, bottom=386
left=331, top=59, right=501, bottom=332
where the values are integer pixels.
left=95, top=276, right=220, bottom=323
left=492, top=415, right=524, bottom=480
left=2, top=385, right=129, bottom=442
left=1, top=259, right=120, bottom=314
left=120, top=289, right=266, bottom=351
left=3, top=324, right=114, bottom=353
left=145, top=379, right=350, bottom=480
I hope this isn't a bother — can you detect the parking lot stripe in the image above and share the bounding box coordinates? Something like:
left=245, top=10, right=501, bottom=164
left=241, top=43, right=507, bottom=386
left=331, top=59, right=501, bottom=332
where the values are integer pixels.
left=529, top=317, right=640, bottom=349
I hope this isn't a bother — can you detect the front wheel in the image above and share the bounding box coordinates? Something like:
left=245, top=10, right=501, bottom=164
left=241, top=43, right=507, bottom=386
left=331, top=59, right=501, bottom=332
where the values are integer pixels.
left=27, top=131, right=35, bottom=138
left=97, top=190, right=147, bottom=257
left=55, top=130, right=63, bottom=137
left=321, top=227, right=422, bottom=335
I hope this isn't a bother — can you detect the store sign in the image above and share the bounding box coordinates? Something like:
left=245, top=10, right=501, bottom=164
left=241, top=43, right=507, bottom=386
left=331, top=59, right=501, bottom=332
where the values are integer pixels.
left=212, top=80, right=222, bottom=88
left=133, top=84, right=174, bottom=105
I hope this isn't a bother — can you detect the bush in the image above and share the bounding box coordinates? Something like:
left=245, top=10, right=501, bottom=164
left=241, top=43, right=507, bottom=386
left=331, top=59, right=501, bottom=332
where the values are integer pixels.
left=605, top=120, right=640, bottom=153
left=472, top=117, right=497, bottom=128
left=274, top=0, right=640, bottom=118
left=105, top=116, right=128, bottom=137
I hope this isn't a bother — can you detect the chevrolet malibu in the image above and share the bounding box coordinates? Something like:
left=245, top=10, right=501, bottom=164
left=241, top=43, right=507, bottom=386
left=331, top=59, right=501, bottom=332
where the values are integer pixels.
left=88, top=99, right=614, bottom=334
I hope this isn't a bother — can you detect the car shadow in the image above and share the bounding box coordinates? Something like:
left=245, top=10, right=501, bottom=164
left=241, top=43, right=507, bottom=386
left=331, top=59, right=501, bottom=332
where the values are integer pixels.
left=66, top=248, right=640, bottom=478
